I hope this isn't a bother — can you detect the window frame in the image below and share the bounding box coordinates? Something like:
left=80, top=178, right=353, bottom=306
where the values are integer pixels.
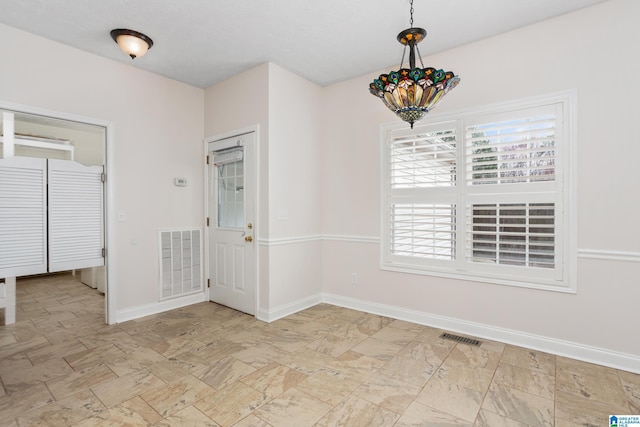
left=380, top=90, right=577, bottom=292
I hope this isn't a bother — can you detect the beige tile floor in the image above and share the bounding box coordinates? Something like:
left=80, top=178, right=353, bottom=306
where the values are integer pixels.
left=1, top=273, right=638, bottom=426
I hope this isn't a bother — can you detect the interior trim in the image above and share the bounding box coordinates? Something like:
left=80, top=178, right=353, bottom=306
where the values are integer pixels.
left=322, top=293, right=640, bottom=375
left=577, top=249, right=640, bottom=263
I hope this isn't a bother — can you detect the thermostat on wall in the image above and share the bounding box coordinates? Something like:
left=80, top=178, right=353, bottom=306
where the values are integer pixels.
left=174, top=177, right=187, bottom=187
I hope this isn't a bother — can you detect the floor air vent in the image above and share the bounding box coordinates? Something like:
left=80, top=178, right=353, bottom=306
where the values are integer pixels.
left=440, top=332, right=482, bottom=347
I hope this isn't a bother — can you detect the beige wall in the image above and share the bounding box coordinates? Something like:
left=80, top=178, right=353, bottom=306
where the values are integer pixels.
left=2, top=0, right=638, bottom=368
left=204, top=63, right=323, bottom=315
left=321, top=0, right=640, bottom=361
left=0, top=23, right=205, bottom=315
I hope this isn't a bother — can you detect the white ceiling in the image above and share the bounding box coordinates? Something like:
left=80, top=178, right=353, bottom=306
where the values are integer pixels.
left=1, top=0, right=607, bottom=88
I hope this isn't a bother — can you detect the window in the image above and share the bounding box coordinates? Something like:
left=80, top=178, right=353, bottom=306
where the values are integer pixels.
left=381, top=92, right=576, bottom=290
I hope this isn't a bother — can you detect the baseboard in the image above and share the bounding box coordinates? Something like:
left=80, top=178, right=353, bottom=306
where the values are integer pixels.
left=322, top=293, right=640, bottom=374
left=256, top=293, right=323, bottom=323
left=112, top=289, right=639, bottom=374
left=115, top=292, right=207, bottom=323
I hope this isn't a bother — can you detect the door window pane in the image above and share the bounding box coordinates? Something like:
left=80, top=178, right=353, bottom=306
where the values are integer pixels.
left=217, top=159, right=244, bottom=228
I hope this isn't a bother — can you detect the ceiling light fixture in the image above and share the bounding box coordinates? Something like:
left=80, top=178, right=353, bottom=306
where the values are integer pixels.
left=369, top=0, right=460, bottom=128
left=110, top=29, right=154, bottom=60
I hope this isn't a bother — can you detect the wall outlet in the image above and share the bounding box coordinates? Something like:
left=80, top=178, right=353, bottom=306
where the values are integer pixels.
left=351, top=273, right=358, bottom=284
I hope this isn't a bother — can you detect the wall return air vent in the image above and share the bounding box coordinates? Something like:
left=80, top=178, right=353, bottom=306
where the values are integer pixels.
left=159, top=229, right=202, bottom=300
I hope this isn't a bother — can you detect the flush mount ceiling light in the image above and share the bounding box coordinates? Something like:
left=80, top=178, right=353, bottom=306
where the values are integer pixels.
left=369, top=0, right=460, bottom=128
left=110, top=29, right=154, bottom=59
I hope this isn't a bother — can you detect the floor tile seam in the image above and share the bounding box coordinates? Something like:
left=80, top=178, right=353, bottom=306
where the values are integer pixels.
left=497, top=358, right=557, bottom=379
left=11, top=381, right=76, bottom=423
left=350, top=387, right=411, bottom=418
left=0, top=376, right=8, bottom=398
left=491, top=360, right=556, bottom=400
left=45, top=364, right=115, bottom=402
left=26, top=339, right=90, bottom=368
left=483, top=381, right=556, bottom=426
left=246, top=412, right=274, bottom=427
left=435, top=365, right=500, bottom=396
left=474, top=407, right=538, bottom=427
left=409, top=399, right=476, bottom=424
left=136, top=384, right=184, bottom=419
left=195, top=383, right=277, bottom=425
left=554, top=385, right=635, bottom=410
left=190, top=404, right=227, bottom=426
left=487, top=380, right=556, bottom=404
left=294, top=376, right=359, bottom=408
left=289, top=385, right=346, bottom=423
left=556, top=365, right=623, bottom=384
left=330, top=392, right=405, bottom=423
left=472, top=343, right=505, bottom=425
left=552, top=392, right=615, bottom=426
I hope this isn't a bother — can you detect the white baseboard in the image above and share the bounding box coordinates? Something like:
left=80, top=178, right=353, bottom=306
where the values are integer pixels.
left=115, top=292, right=207, bottom=323
left=322, top=293, right=640, bottom=374
left=256, top=293, right=323, bottom=323
left=113, top=289, right=639, bottom=374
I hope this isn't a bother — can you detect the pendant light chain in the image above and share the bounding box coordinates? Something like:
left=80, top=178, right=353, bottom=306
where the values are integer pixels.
left=400, top=0, right=415, bottom=69
left=409, top=0, right=414, bottom=28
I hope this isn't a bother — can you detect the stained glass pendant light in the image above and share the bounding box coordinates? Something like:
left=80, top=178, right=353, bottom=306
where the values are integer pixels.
left=369, top=0, right=460, bottom=128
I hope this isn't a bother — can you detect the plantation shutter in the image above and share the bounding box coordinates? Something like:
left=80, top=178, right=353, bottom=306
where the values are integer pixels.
left=391, top=204, right=456, bottom=260
left=48, top=159, right=104, bottom=272
left=387, top=124, right=458, bottom=262
left=466, top=203, right=555, bottom=268
left=0, top=157, right=47, bottom=277
left=390, top=129, right=457, bottom=189
left=463, top=104, right=560, bottom=270
left=465, top=105, right=557, bottom=187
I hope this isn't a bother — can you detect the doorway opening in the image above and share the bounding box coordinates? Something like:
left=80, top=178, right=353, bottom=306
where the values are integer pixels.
left=0, top=102, right=112, bottom=324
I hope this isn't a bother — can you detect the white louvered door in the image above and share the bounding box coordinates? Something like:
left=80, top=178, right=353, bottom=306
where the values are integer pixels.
left=0, top=157, right=48, bottom=277
left=48, top=159, right=104, bottom=273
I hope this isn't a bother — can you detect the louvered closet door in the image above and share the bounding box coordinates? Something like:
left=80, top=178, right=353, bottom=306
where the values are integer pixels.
left=48, top=159, right=104, bottom=272
left=0, top=157, right=48, bottom=277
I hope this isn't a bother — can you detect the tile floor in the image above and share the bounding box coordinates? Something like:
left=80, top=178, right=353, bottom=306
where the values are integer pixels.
left=1, top=273, right=638, bottom=426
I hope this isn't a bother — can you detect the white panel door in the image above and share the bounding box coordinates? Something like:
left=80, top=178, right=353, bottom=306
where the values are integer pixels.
left=48, top=159, right=104, bottom=272
left=208, top=132, right=256, bottom=315
left=0, top=156, right=47, bottom=277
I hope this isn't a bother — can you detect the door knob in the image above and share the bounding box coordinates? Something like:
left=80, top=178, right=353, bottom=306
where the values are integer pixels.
left=245, top=235, right=253, bottom=243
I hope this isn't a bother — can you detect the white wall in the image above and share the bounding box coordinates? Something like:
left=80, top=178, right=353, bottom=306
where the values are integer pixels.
left=204, top=63, right=324, bottom=317
left=204, top=63, right=271, bottom=310
left=320, top=0, right=640, bottom=368
left=266, top=64, right=323, bottom=311
left=0, top=24, right=205, bottom=316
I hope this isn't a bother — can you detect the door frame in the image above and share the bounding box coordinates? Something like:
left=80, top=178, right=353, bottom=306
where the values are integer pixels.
left=0, top=100, right=114, bottom=324
left=203, top=125, right=260, bottom=316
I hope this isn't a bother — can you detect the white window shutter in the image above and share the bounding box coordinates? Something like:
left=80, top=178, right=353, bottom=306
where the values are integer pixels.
left=382, top=93, right=573, bottom=289
left=465, top=107, right=557, bottom=186
left=390, top=203, right=456, bottom=260
left=390, top=128, right=457, bottom=189
left=48, top=159, right=104, bottom=272
left=0, top=157, right=48, bottom=277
